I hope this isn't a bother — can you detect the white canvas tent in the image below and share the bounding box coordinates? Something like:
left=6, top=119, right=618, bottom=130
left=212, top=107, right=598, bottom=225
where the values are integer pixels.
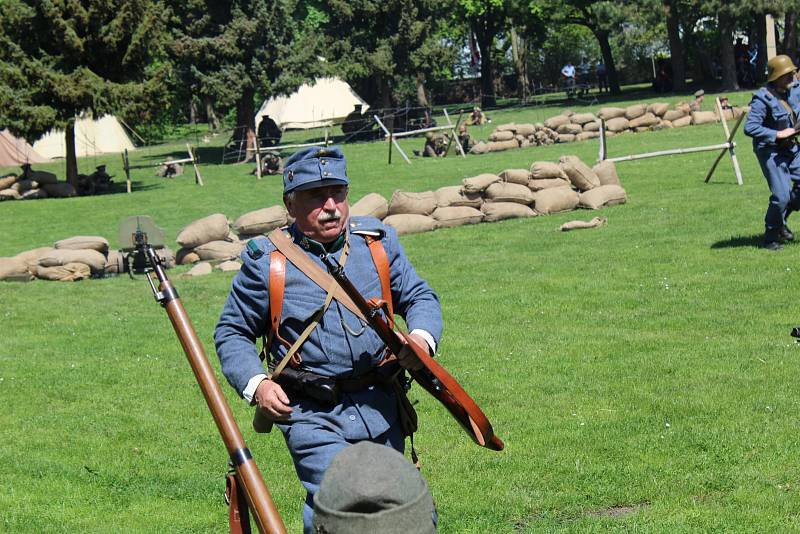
left=0, top=130, right=46, bottom=167
left=255, top=77, right=369, bottom=130
left=33, top=114, right=136, bottom=159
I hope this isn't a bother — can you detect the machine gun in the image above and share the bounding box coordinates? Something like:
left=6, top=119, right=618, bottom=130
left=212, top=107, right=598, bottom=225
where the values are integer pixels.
left=132, top=220, right=286, bottom=534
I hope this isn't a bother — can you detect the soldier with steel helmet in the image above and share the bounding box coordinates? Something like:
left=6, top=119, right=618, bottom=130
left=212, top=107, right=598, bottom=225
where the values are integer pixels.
left=744, top=54, right=800, bottom=250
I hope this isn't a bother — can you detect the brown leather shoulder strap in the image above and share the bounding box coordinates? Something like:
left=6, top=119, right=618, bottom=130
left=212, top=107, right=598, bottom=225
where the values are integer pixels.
left=365, top=236, right=393, bottom=318
left=267, top=229, right=366, bottom=321
left=225, top=473, right=252, bottom=534
left=266, top=250, right=290, bottom=351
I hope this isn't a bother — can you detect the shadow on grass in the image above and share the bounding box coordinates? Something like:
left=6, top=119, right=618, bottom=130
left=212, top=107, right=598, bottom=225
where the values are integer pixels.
left=107, top=180, right=163, bottom=195
left=710, top=234, right=763, bottom=249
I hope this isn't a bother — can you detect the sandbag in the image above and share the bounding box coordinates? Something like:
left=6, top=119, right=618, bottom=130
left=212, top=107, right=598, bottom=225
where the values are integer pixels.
left=14, top=247, right=54, bottom=270
left=217, top=260, right=242, bottom=272
left=0, top=189, right=21, bottom=200
left=556, top=123, right=582, bottom=135
left=579, top=185, right=627, bottom=209
left=582, top=120, right=600, bottom=132
left=560, top=216, right=608, bottom=231
left=605, top=117, right=630, bottom=132
left=634, top=126, right=651, bottom=133
left=176, top=248, right=201, bottom=265
left=431, top=206, right=484, bottom=228
left=469, top=141, right=490, bottom=155
left=489, top=130, right=515, bottom=142
left=495, top=123, right=516, bottom=132
left=575, top=131, right=600, bottom=141
left=232, top=206, right=288, bottom=236
left=499, top=169, right=531, bottom=185
left=691, top=111, right=718, bottom=125
left=597, top=107, right=626, bottom=120
left=592, top=160, right=621, bottom=186
left=675, top=102, right=692, bottom=114
left=533, top=186, right=580, bottom=214
left=559, top=155, right=600, bottom=191
left=0, top=175, right=16, bottom=190
left=528, top=177, right=571, bottom=191
left=42, top=182, right=77, bottom=198
left=481, top=202, right=535, bottom=222
left=571, top=113, right=597, bottom=125
left=185, top=262, right=213, bottom=277
left=672, top=115, right=692, bottom=128
left=544, top=115, right=570, bottom=130
left=624, top=104, right=647, bottom=120
left=388, top=190, right=437, bottom=216
left=176, top=213, right=230, bottom=248
left=647, top=103, right=670, bottom=117
left=382, top=214, right=438, bottom=235
left=462, top=173, right=501, bottom=194
left=38, top=249, right=106, bottom=273
left=557, top=134, right=576, bottom=143
left=628, top=112, right=660, bottom=129
left=484, top=182, right=534, bottom=205
left=33, top=262, right=91, bottom=282
left=12, top=179, right=37, bottom=192
left=530, top=162, right=566, bottom=180
left=487, top=140, right=519, bottom=152
left=514, top=124, right=536, bottom=136
left=156, top=247, right=176, bottom=269
left=561, top=110, right=575, bottom=117
left=434, top=186, right=483, bottom=208
left=663, top=109, right=687, bottom=121
left=194, top=240, right=245, bottom=261
left=350, top=193, right=389, bottom=219
left=0, top=257, right=32, bottom=281
left=55, top=235, right=109, bottom=254
left=28, top=169, right=58, bottom=185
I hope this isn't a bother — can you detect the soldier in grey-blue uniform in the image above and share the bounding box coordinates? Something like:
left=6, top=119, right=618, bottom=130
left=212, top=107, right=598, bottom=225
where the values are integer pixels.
left=745, top=54, right=800, bottom=250
left=214, top=146, right=442, bottom=533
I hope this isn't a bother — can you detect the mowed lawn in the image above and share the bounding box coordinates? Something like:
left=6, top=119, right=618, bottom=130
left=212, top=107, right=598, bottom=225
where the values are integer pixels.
left=4, top=90, right=800, bottom=533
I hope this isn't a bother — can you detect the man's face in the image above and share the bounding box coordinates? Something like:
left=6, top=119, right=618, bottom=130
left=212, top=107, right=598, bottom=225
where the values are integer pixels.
left=776, top=71, right=796, bottom=91
left=285, top=184, right=349, bottom=243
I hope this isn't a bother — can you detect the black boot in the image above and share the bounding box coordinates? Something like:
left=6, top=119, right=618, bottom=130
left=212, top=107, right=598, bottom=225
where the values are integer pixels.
left=781, top=226, right=795, bottom=242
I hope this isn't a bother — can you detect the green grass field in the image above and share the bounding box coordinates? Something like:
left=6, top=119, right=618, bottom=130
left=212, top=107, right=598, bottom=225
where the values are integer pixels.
left=4, top=89, right=800, bottom=533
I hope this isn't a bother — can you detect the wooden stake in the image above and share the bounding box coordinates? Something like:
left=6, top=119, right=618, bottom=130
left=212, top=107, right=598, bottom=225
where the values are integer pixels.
left=123, top=149, right=131, bottom=194
left=187, top=144, right=203, bottom=186
left=374, top=115, right=410, bottom=164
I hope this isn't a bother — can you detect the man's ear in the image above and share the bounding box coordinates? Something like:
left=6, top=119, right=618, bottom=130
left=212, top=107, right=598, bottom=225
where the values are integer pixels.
left=284, top=196, right=295, bottom=218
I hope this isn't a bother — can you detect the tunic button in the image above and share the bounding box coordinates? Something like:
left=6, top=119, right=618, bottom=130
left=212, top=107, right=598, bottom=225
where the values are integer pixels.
left=348, top=415, right=356, bottom=421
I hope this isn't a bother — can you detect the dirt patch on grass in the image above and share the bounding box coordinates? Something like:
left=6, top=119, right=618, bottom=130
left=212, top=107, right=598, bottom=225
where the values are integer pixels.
left=588, top=502, right=648, bottom=518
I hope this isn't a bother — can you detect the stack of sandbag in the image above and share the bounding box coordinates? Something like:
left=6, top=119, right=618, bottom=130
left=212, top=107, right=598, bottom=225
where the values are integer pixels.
left=472, top=123, right=557, bottom=154
left=351, top=193, right=389, bottom=219
left=232, top=206, right=289, bottom=241
left=0, top=169, right=76, bottom=201
left=383, top=190, right=439, bottom=235
left=175, top=213, right=243, bottom=265
left=25, top=236, right=107, bottom=281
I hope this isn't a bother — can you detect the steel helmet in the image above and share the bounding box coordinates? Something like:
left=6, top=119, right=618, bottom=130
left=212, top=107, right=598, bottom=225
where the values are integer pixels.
left=768, top=54, right=797, bottom=82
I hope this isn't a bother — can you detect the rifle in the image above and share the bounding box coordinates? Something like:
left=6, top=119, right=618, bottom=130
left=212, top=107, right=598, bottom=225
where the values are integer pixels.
left=133, top=218, right=287, bottom=534
left=320, top=253, right=504, bottom=452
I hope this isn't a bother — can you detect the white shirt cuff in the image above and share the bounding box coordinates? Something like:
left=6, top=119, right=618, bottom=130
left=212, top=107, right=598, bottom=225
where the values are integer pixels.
left=243, top=374, right=268, bottom=403
left=409, top=329, right=436, bottom=354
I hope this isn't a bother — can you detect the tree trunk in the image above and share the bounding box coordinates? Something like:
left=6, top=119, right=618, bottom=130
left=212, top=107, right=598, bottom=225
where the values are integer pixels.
left=719, top=12, right=739, bottom=91
left=784, top=12, right=797, bottom=62
left=594, top=29, right=621, bottom=95
left=664, top=0, right=685, bottom=91
left=415, top=72, right=429, bottom=108
left=189, top=98, right=198, bottom=124
left=234, top=86, right=256, bottom=162
left=754, top=16, right=767, bottom=84
left=476, top=32, right=496, bottom=108
left=379, top=76, right=394, bottom=132
left=204, top=96, right=219, bottom=131
left=65, top=120, right=78, bottom=187
left=510, top=27, right=529, bottom=100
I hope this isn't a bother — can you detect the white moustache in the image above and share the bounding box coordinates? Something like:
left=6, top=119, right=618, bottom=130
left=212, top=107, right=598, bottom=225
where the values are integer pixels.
left=318, top=210, right=342, bottom=223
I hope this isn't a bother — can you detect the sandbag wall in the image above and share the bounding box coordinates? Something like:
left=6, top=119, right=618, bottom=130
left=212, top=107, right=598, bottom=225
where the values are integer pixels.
left=0, top=170, right=76, bottom=201
left=471, top=101, right=748, bottom=154
left=350, top=156, right=626, bottom=235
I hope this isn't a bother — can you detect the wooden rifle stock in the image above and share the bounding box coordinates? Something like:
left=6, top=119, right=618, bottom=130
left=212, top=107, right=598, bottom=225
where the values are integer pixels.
left=320, top=253, right=503, bottom=451
left=140, top=244, right=287, bottom=534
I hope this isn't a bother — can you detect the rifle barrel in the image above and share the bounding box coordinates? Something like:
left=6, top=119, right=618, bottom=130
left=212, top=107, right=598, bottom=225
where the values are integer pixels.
left=144, top=246, right=287, bottom=534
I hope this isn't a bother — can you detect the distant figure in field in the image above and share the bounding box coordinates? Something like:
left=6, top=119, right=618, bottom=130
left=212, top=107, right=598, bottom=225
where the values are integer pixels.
left=689, top=89, right=705, bottom=111
left=561, top=62, right=576, bottom=98
left=744, top=54, right=800, bottom=251
left=466, top=106, right=487, bottom=126
left=596, top=61, right=608, bottom=93
left=457, top=124, right=474, bottom=153
left=414, top=132, right=444, bottom=157
left=252, top=152, right=283, bottom=176
left=257, top=115, right=282, bottom=147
